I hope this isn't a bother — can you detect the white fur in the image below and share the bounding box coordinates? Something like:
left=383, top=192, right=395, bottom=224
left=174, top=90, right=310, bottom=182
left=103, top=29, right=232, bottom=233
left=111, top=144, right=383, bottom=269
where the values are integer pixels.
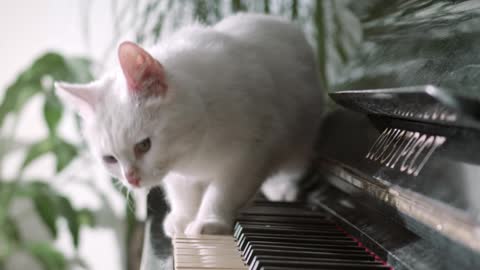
left=56, top=13, right=325, bottom=237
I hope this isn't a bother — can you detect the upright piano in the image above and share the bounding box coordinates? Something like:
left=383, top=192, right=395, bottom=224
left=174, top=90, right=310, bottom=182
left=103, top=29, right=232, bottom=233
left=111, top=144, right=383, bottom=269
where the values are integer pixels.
left=140, top=1, right=480, bottom=269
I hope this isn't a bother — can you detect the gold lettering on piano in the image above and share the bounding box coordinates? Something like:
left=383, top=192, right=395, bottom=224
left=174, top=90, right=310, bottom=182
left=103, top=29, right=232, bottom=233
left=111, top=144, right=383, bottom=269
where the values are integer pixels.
left=366, top=128, right=446, bottom=176
left=392, top=105, right=457, bottom=122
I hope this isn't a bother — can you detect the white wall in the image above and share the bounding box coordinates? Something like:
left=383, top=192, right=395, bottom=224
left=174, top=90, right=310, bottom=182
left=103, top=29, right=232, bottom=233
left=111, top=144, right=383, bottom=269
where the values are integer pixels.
left=1, top=1, right=84, bottom=89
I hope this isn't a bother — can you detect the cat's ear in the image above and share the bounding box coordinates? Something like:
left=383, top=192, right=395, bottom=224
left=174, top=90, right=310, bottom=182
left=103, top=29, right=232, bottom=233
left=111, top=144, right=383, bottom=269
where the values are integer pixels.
left=118, top=41, right=167, bottom=97
left=54, top=81, right=100, bottom=120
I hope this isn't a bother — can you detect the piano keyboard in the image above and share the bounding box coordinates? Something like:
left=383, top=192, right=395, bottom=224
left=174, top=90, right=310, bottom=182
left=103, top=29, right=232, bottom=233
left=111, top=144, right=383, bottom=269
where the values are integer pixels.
left=173, top=202, right=393, bottom=270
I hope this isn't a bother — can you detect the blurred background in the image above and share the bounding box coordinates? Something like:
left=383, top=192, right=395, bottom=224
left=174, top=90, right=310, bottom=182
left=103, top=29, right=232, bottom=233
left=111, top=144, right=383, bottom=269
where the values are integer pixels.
left=1, top=0, right=479, bottom=269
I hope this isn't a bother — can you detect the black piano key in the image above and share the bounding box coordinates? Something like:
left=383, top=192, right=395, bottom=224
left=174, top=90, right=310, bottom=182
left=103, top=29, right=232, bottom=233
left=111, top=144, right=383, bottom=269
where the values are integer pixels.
left=238, top=212, right=322, bottom=218
left=236, top=221, right=339, bottom=230
left=248, top=201, right=309, bottom=208
left=236, top=217, right=334, bottom=227
left=246, top=249, right=375, bottom=265
left=237, top=230, right=347, bottom=240
left=237, top=232, right=352, bottom=247
left=236, top=225, right=346, bottom=237
left=234, top=222, right=342, bottom=241
left=237, top=233, right=353, bottom=250
left=243, top=201, right=313, bottom=207
left=236, top=232, right=356, bottom=246
left=241, top=241, right=365, bottom=257
left=243, top=244, right=368, bottom=262
left=235, top=219, right=337, bottom=228
left=251, top=258, right=391, bottom=270
left=236, top=221, right=327, bottom=231
left=258, top=265, right=391, bottom=270
left=235, top=222, right=339, bottom=236
left=239, top=208, right=328, bottom=217
left=235, top=222, right=345, bottom=234
left=249, top=255, right=382, bottom=267
left=237, top=235, right=356, bottom=251
left=236, top=227, right=342, bottom=240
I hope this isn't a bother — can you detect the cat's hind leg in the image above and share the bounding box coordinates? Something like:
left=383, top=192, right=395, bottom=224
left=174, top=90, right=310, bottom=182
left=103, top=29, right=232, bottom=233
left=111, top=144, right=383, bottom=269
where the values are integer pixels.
left=261, top=171, right=302, bottom=202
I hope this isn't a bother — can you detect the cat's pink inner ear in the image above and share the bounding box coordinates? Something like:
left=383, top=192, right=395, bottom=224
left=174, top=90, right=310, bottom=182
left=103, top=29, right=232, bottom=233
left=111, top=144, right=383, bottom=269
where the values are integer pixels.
left=118, top=41, right=167, bottom=96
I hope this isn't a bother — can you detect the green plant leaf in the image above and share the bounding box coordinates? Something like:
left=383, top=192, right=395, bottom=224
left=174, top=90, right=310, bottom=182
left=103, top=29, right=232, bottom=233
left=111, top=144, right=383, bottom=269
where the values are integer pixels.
left=315, top=0, right=328, bottom=90
left=194, top=0, right=208, bottom=23
left=53, top=140, right=78, bottom=172
left=0, top=217, right=20, bottom=262
left=16, top=182, right=88, bottom=249
left=0, top=52, right=92, bottom=127
left=57, top=196, right=80, bottom=247
left=125, top=196, right=137, bottom=247
left=43, top=94, right=63, bottom=134
left=22, top=139, right=54, bottom=170
left=32, top=186, right=59, bottom=237
left=77, top=208, right=95, bottom=227
left=3, top=181, right=47, bottom=198
left=26, top=242, right=66, bottom=270
left=0, top=230, right=13, bottom=263
left=263, top=0, right=270, bottom=13
left=291, top=0, right=298, bottom=20
left=231, top=0, right=246, bottom=12
left=22, top=138, right=78, bottom=173
left=4, top=216, right=21, bottom=242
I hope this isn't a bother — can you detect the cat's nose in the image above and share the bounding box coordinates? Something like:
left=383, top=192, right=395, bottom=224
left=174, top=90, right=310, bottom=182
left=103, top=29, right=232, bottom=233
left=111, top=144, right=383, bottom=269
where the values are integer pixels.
left=125, top=168, right=141, bottom=187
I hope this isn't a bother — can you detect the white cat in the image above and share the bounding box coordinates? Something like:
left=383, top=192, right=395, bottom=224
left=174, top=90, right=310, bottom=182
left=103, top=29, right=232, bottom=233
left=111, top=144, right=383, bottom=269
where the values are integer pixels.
left=55, top=13, right=325, bottom=237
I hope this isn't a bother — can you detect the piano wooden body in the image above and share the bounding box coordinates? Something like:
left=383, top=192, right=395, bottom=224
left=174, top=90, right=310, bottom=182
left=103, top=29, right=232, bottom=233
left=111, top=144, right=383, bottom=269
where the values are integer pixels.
left=140, top=1, right=480, bottom=269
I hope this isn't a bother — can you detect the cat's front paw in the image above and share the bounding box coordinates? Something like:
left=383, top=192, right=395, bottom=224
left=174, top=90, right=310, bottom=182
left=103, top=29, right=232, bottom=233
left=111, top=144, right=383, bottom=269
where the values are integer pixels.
left=162, top=213, right=191, bottom=238
left=185, top=218, right=232, bottom=235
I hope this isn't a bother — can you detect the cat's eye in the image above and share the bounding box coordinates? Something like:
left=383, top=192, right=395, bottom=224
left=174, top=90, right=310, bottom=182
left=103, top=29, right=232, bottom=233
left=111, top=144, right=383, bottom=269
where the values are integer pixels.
left=134, top=138, right=151, bottom=156
left=102, top=155, right=117, bottom=164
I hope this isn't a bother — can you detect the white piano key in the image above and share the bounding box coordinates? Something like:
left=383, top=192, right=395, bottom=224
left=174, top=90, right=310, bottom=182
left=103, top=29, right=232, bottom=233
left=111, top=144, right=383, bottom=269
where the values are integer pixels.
left=173, top=234, right=247, bottom=270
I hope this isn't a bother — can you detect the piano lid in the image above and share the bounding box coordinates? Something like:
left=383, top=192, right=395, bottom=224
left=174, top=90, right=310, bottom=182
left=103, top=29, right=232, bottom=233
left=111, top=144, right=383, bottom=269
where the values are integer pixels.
left=330, top=85, right=480, bottom=129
